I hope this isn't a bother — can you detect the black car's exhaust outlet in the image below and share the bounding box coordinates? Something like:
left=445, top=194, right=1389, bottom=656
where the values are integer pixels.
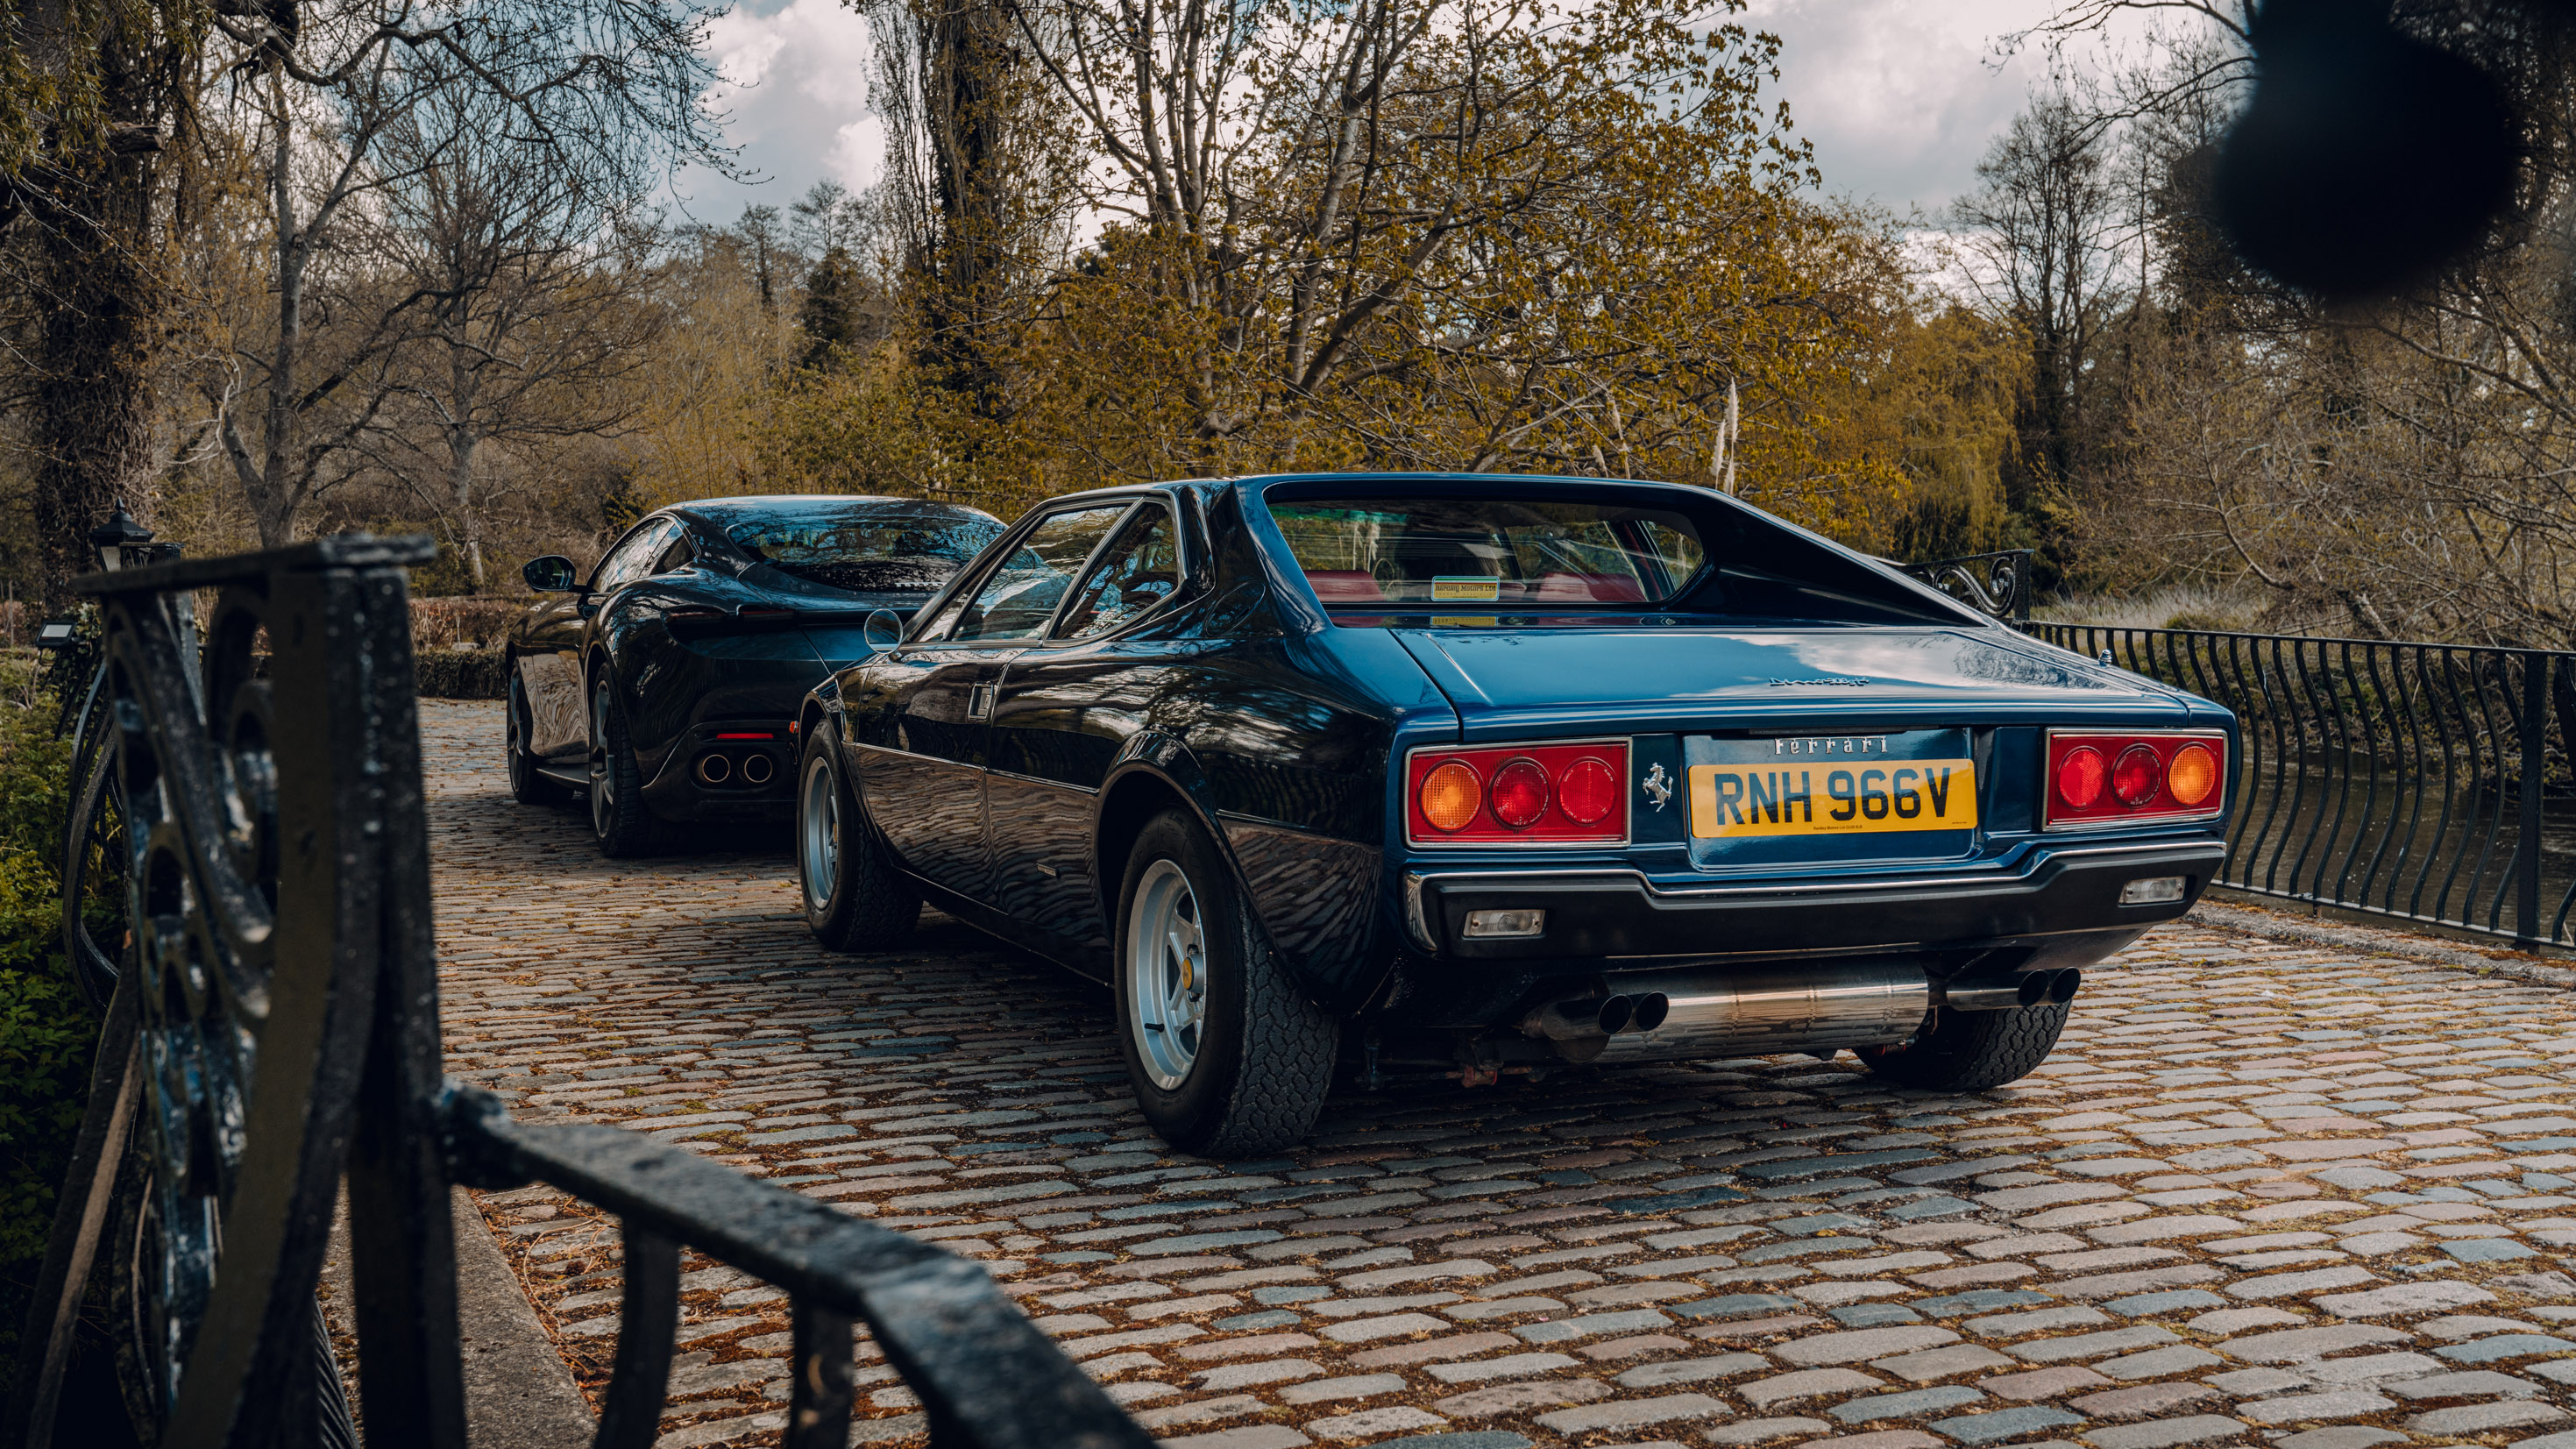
left=1545, top=961, right=1931, bottom=1064
left=739, top=752, right=776, bottom=785
left=697, top=753, right=733, bottom=785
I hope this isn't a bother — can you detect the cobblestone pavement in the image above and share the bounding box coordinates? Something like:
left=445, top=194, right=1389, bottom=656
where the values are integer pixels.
left=422, top=700, right=2576, bottom=1449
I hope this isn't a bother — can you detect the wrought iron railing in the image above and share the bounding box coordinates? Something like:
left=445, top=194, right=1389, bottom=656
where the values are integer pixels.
left=4, top=537, right=1152, bottom=1449
left=1899, top=550, right=2033, bottom=624
left=2028, top=622, right=2576, bottom=949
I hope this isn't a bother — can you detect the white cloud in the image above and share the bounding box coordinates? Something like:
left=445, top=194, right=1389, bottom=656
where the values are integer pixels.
left=1745, top=0, right=2136, bottom=217
left=672, top=0, right=880, bottom=224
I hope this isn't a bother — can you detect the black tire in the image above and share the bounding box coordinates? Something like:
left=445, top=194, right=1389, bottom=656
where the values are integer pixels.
left=1857, top=1002, right=2069, bottom=1092
left=1114, top=809, right=1337, bottom=1158
left=586, top=671, right=670, bottom=857
left=507, top=665, right=574, bottom=807
left=796, top=721, right=919, bottom=951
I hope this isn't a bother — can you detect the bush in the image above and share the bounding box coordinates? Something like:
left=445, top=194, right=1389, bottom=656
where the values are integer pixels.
left=417, top=646, right=507, bottom=700
left=0, top=655, right=103, bottom=1359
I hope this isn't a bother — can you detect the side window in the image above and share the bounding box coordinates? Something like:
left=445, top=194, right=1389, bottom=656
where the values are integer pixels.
left=946, top=506, right=1130, bottom=642
left=1056, top=506, right=1179, bottom=639
left=592, top=518, right=678, bottom=593
left=654, top=532, right=695, bottom=574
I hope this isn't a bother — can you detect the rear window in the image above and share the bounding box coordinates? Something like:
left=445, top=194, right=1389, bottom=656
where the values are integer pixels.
left=1269, top=498, right=1707, bottom=607
left=726, top=504, right=1003, bottom=593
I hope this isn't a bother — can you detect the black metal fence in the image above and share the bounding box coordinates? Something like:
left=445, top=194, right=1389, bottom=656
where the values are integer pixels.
left=4, top=537, right=1152, bottom=1449
left=2028, top=622, right=2576, bottom=950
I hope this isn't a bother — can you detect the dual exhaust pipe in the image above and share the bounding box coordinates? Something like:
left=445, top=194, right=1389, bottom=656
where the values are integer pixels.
left=1518, top=960, right=2081, bottom=1065
left=695, top=750, right=777, bottom=787
left=1938, top=967, right=2081, bottom=1013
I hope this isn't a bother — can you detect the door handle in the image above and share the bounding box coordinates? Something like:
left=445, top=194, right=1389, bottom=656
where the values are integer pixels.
left=969, top=684, right=996, bottom=721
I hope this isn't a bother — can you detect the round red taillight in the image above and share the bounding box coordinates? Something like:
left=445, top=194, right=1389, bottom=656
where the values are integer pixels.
left=2112, top=744, right=2163, bottom=806
left=2168, top=742, right=2218, bottom=807
left=1558, top=757, right=1616, bottom=826
left=1420, top=761, right=1481, bottom=832
left=1490, top=757, right=1551, bottom=828
left=2055, top=746, right=2106, bottom=809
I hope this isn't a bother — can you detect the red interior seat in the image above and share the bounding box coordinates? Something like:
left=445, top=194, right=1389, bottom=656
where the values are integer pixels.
left=1306, top=570, right=1387, bottom=602
left=1536, top=572, right=1646, bottom=603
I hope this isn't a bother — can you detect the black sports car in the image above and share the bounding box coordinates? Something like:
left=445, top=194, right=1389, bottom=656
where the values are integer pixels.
left=503, top=495, right=1003, bottom=854
left=788, top=475, right=2238, bottom=1155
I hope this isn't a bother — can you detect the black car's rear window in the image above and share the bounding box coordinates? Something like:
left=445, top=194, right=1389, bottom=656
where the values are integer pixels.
left=727, top=503, right=1003, bottom=593
left=1269, top=498, right=1707, bottom=607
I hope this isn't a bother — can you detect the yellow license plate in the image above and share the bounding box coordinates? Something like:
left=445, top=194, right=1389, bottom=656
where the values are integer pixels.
left=1690, top=760, right=1978, bottom=838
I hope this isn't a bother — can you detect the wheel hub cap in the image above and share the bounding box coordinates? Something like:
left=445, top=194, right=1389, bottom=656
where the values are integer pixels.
left=1125, top=859, right=1207, bottom=1090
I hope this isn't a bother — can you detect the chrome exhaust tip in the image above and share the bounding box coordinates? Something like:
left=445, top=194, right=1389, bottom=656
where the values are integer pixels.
left=740, top=752, right=775, bottom=785
left=697, top=752, right=733, bottom=785
left=1597, top=994, right=1633, bottom=1034
left=2013, top=968, right=2082, bottom=1007
left=1632, top=991, right=1670, bottom=1032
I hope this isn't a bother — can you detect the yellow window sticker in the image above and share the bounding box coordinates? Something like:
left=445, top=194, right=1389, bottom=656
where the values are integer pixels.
left=1430, top=576, right=1501, bottom=602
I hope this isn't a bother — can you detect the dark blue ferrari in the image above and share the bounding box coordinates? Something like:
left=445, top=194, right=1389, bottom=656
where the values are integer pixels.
left=504, top=495, right=1003, bottom=855
left=788, top=475, right=2238, bottom=1154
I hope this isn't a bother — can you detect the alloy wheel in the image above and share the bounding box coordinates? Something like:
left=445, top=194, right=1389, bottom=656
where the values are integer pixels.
left=1125, top=858, right=1208, bottom=1090
left=800, top=755, right=840, bottom=911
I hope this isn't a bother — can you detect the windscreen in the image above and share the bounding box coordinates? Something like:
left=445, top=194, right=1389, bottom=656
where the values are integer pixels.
left=1269, top=498, right=1707, bottom=607
left=726, top=504, right=1004, bottom=593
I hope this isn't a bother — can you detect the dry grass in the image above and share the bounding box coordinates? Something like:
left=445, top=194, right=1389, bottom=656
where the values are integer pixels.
left=2036, top=583, right=2267, bottom=633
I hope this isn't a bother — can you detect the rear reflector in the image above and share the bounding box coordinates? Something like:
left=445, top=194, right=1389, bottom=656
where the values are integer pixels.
left=2046, top=731, right=2226, bottom=828
left=1408, top=740, right=1629, bottom=846
left=1465, top=908, right=1546, bottom=938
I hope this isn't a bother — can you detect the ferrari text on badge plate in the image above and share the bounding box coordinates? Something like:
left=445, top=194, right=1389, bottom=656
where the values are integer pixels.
left=1691, top=733, right=1977, bottom=838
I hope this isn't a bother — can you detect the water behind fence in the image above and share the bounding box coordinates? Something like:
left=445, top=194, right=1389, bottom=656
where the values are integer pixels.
left=2026, top=623, right=2576, bottom=948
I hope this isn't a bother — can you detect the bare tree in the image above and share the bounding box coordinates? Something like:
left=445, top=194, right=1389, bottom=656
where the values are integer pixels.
left=203, top=0, right=722, bottom=546
left=361, top=86, right=664, bottom=586
left=1947, top=84, right=2132, bottom=522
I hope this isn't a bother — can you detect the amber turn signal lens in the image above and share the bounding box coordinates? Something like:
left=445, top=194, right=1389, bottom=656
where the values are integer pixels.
left=2167, top=742, right=2218, bottom=806
left=1420, top=760, right=1482, bottom=832
left=1490, top=757, right=1550, bottom=828
left=1557, top=757, right=1616, bottom=826
left=2112, top=744, right=2162, bottom=806
left=2055, top=745, right=2105, bottom=808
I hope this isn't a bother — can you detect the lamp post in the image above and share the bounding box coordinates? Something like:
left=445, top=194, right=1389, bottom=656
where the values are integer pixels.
left=89, top=502, right=154, bottom=572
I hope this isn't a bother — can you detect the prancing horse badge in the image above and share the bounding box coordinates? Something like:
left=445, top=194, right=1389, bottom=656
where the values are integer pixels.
left=1643, top=763, right=1672, bottom=811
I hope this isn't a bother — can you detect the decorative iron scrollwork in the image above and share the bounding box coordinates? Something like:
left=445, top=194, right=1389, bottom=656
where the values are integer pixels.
left=1897, top=550, right=2033, bottom=624
left=8, top=536, right=1153, bottom=1449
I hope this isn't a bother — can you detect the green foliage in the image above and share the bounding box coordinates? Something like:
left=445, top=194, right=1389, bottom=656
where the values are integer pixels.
left=0, top=653, right=102, bottom=1333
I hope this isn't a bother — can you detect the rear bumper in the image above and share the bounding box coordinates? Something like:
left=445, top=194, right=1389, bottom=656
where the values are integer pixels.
left=640, top=718, right=795, bottom=822
left=1408, top=837, right=2227, bottom=965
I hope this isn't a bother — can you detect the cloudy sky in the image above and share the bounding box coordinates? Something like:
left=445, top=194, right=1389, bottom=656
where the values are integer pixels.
left=667, top=0, right=2116, bottom=231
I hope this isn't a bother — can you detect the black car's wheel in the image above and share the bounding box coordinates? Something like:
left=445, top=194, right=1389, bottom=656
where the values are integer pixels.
left=1857, top=1002, right=2069, bottom=1093
left=587, top=673, right=669, bottom=856
left=1115, top=808, right=1336, bottom=1157
left=797, top=721, right=919, bottom=951
left=507, top=666, right=573, bottom=807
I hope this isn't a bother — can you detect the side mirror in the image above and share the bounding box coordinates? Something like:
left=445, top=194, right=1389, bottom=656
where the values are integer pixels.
left=862, top=608, right=905, bottom=653
left=523, top=556, right=580, bottom=593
